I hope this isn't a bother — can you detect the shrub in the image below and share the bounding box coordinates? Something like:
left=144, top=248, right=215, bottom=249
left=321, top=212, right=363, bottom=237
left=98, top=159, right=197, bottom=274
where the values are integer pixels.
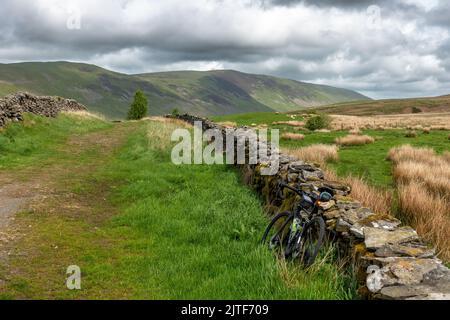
left=281, top=133, right=305, bottom=141
left=171, top=108, right=180, bottom=116
left=127, top=90, right=148, bottom=120
left=412, top=106, right=423, bottom=113
left=335, top=135, right=374, bottom=146
left=305, top=114, right=331, bottom=131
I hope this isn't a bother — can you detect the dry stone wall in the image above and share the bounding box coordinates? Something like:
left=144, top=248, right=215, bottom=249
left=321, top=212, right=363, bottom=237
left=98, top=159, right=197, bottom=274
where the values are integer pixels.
left=0, top=92, right=87, bottom=127
left=171, top=113, right=450, bottom=300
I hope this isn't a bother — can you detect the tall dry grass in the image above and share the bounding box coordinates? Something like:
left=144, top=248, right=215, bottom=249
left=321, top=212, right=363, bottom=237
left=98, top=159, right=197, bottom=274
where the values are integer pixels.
left=443, top=151, right=450, bottom=163
left=388, top=145, right=450, bottom=199
left=388, top=145, right=450, bottom=260
left=63, top=110, right=106, bottom=120
left=216, top=121, right=237, bottom=128
left=335, top=135, right=375, bottom=146
left=397, top=183, right=450, bottom=259
left=349, top=128, right=362, bottom=135
left=330, top=113, right=450, bottom=131
left=387, top=145, right=435, bottom=165
left=324, top=168, right=392, bottom=214
left=281, top=133, right=305, bottom=141
left=283, top=144, right=338, bottom=165
left=147, top=119, right=191, bottom=150
left=146, top=116, right=192, bottom=128
left=272, top=121, right=305, bottom=127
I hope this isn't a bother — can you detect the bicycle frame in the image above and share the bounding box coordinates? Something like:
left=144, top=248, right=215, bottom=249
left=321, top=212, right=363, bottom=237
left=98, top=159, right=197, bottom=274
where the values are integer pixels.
left=282, top=184, right=322, bottom=257
left=286, top=216, right=308, bottom=257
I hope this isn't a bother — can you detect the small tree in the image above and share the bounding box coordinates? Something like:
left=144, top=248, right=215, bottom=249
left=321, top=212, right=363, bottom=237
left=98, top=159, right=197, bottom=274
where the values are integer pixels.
left=127, top=90, right=148, bottom=120
left=412, top=106, right=422, bottom=114
left=305, top=114, right=331, bottom=131
left=171, top=108, right=180, bottom=116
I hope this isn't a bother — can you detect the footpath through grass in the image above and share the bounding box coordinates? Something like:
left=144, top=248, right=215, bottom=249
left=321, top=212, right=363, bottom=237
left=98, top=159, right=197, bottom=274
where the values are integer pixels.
left=0, top=112, right=111, bottom=169
left=0, top=115, right=352, bottom=299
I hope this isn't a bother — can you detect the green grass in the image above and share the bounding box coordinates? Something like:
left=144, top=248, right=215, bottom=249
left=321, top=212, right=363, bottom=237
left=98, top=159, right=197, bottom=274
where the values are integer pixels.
left=212, top=112, right=301, bottom=126
left=279, top=129, right=450, bottom=188
left=213, top=111, right=450, bottom=189
left=331, top=130, right=450, bottom=187
left=0, top=113, right=111, bottom=169
left=0, top=117, right=353, bottom=299
left=83, top=122, right=352, bottom=299
left=0, top=82, right=19, bottom=97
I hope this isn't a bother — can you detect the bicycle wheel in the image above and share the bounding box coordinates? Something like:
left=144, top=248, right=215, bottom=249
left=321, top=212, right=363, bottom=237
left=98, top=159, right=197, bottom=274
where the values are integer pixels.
left=299, top=216, right=325, bottom=267
left=261, top=211, right=293, bottom=253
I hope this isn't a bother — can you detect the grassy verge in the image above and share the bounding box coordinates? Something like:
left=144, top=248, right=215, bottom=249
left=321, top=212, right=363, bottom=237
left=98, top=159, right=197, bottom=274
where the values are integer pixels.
left=1, top=117, right=352, bottom=299
left=212, top=112, right=299, bottom=126
left=0, top=112, right=111, bottom=169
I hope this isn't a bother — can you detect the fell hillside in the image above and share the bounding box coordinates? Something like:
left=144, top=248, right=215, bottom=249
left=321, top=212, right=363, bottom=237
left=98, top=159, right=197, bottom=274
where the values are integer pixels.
left=311, top=95, right=450, bottom=116
left=0, top=62, right=369, bottom=119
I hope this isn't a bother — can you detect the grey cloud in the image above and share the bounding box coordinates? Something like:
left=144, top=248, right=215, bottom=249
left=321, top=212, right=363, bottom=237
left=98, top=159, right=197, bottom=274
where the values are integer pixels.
left=0, top=0, right=449, bottom=99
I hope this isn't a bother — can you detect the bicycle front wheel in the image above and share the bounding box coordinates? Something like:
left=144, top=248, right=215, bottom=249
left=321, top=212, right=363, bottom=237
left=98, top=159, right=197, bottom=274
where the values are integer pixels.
left=261, top=211, right=294, bottom=254
left=299, top=216, right=325, bottom=267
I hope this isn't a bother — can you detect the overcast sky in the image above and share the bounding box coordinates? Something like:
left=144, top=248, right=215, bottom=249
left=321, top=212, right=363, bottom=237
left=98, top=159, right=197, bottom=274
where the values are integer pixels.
left=1, top=0, right=449, bottom=99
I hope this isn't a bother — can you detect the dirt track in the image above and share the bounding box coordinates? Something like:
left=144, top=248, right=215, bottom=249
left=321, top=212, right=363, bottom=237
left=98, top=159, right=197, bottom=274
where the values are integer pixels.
left=0, top=123, right=132, bottom=290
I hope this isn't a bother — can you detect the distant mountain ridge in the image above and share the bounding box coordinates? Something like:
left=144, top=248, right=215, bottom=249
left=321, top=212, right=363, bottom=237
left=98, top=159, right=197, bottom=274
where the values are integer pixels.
left=0, top=61, right=370, bottom=119
left=312, top=95, right=450, bottom=116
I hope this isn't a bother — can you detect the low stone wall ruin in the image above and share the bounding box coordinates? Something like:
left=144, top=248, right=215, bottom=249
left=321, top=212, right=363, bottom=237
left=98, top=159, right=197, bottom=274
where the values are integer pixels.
left=170, top=113, right=450, bottom=300
left=0, top=92, right=87, bottom=128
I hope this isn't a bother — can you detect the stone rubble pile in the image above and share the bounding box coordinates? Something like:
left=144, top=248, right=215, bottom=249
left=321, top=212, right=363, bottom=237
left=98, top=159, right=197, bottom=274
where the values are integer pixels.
left=0, top=92, right=87, bottom=127
left=170, top=113, right=450, bottom=300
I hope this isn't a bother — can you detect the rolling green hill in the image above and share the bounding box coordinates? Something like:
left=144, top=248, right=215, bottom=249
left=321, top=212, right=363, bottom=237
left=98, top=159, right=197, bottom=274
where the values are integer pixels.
left=310, top=95, right=450, bottom=116
left=0, top=61, right=369, bottom=119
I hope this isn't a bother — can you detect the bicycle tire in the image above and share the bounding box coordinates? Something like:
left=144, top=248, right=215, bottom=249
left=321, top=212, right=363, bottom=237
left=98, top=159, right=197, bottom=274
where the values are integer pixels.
left=261, top=211, right=293, bottom=252
left=299, top=216, right=325, bottom=267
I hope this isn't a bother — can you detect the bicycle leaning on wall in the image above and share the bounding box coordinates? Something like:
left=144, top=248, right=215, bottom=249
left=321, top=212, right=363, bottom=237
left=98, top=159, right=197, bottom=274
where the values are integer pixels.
left=261, top=182, right=334, bottom=267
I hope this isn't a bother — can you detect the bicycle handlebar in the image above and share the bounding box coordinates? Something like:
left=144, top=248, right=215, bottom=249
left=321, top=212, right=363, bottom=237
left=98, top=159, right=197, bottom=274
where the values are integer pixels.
left=278, top=182, right=317, bottom=199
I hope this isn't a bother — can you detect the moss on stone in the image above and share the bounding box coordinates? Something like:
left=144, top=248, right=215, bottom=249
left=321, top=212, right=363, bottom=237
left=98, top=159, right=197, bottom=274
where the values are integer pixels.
left=359, top=212, right=396, bottom=225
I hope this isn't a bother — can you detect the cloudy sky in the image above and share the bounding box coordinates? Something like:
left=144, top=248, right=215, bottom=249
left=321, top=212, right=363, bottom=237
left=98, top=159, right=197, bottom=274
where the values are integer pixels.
left=1, top=0, right=449, bottom=99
